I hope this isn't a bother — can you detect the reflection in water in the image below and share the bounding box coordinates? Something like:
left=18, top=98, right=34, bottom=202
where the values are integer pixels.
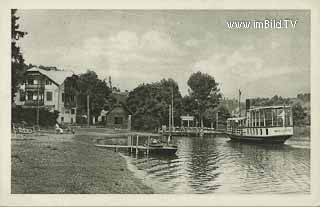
left=120, top=135, right=310, bottom=194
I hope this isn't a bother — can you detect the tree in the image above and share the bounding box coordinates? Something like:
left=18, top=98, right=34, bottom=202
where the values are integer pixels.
left=204, top=104, right=231, bottom=129
left=187, top=71, right=221, bottom=127
left=292, top=102, right=306, bottom=126
left=127, top=78, right=183, bottom=131
left=11, top=9, right=27, bottom=103
left=76, top=70, right=111, bottom=121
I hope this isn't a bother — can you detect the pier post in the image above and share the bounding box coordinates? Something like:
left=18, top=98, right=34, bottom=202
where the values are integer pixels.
left=136, top=135, right=139, bottom=155
left=130, top=136, right=133, bottom=154
left=147, top=136, right=150, bottom=155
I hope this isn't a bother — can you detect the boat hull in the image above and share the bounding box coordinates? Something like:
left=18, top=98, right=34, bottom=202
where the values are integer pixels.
left=148, top=147, right=178, bottom=155
left=227, top=134, right=292, bottom=144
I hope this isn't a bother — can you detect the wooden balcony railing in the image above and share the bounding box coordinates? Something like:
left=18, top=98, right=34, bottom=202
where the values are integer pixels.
left=25, top=100, right=44, bottom=106
left=25, top=84, right=45, bottom=90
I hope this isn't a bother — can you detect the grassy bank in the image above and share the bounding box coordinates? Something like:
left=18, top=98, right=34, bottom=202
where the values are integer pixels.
left=11, top=132, right=153, bottom=194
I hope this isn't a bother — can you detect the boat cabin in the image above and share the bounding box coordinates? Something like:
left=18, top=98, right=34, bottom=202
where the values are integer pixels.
left=227, top=105, right=293, bottom=137
left=246, top=106, right=293, bottom=128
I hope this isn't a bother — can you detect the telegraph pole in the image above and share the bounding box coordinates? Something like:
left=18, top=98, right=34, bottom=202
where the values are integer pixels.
left=168, top=104, right=171, bottom=142
left=36, top=78, right=40, bottom=126
left=216, top=112, right=219, bottom=130
left=87, top=94, right=90, bottom=127
left=238, top=89, right=241, bottom=117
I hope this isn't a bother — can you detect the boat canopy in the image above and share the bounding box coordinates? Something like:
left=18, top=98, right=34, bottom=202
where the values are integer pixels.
left=227, top=105, right=293, bottom=128
left=249, top=105, right=292, bottom=111
left=227, top=117, right=246, bottom=121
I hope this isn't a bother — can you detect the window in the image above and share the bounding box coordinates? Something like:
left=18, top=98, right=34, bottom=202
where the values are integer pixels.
left=62, top=93, right=64, bottom=102
left=27, top=79, right=34, bottom=85
left=46, top=91, right=52, bottom=101
left=71, top=108, right=75, bottom=114
left=260, top=129, right=262, bottom=135
left=45, top=79, right=52, bottom=85
left=71, top=118, right=73, bottom=124
left=19, top=90, right=25, bottom=101
left=27, top=91, right=33, bottom=100
left=114, top=117, right=123, bottom=125
left=266, top=128, right=268, bottom=135
left=61, top=117, right=64, bottom=122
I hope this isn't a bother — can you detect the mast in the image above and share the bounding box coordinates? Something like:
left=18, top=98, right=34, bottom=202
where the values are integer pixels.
left=36, top=77, right=40, bottom=126
left=87, top=94, right=90, bottom=127
left=171, top=86, right=174, bottom=130
left=168, top=104, right=171, bottom=142
left=238, top=89, right=241, bottom=117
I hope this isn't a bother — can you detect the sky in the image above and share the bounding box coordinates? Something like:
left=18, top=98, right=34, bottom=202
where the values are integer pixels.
left=17, top=10, right=310, bottom=99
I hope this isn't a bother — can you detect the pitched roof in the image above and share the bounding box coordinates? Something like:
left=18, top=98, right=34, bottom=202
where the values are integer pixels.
left=106, top=103, right=133, bottom=115
left=27, top=67, right=74, bottom=85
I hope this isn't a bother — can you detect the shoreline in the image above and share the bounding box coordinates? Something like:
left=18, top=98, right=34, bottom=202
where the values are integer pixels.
left=119, top=153, right=169, bottom=194
left=11, top=131, right=154, bottom=194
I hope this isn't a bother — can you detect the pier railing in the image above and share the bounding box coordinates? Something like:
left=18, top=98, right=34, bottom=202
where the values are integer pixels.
left=158, top=126, right=224, bottom=136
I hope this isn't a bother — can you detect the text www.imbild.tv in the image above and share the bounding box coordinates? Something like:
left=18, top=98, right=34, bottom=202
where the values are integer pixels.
left=226, top=19, right=298, bottom=29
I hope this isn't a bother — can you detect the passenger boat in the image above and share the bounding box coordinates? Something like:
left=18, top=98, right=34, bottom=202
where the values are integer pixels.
left=226, top=104, right=294, bottom=144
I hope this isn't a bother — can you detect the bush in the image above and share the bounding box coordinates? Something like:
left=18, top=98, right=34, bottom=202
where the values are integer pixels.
left=12, top=106, right=59, bottom=127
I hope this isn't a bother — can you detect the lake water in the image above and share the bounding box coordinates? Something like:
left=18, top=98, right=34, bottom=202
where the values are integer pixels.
left=109, top=135, right=310, bottom=194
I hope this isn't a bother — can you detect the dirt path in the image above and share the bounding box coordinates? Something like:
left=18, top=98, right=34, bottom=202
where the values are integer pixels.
left=11, top=132, right=153, bottom=194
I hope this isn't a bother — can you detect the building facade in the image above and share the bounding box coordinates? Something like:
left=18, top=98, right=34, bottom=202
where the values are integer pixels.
left=14, top=67, right=77, bottom=124
left=102, top=103, right=132, bottom=129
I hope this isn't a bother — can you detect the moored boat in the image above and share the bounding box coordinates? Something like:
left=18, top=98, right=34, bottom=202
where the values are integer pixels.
left=146, top=138, right=178, bottom=154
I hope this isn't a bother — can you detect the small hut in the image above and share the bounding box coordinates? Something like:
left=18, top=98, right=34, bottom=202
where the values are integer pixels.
left=105, top=103, right=132, bottom=129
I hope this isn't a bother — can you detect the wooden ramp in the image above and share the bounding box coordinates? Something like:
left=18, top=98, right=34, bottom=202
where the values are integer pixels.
left=95, top=144, right=147, bottom=150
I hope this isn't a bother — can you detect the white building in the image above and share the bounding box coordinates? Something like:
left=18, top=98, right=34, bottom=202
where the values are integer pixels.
left=14, top=67, right=78, bottom=124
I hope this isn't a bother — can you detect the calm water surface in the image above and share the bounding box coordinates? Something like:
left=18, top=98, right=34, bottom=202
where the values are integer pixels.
left=111, top=135, right=310, bottom=194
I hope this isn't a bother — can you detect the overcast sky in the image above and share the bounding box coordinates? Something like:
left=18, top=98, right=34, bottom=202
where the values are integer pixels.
left=17, top=10, right=310, bottom=98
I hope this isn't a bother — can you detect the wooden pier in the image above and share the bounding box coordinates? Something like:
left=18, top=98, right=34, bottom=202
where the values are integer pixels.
left=95, top=135, right=178, bottom=155
left=160, top=127, right=225, bottom=137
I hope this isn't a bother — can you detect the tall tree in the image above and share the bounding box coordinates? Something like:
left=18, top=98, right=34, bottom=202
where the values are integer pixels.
left=11, top=9, right=27, bottom=103
left=187, top=71, right=221, bottom=127
left=77, top=70, right=111, bottom=120
left=127, top=78, right=182, bottom=131
left=204, top=104, right=231, bottom=129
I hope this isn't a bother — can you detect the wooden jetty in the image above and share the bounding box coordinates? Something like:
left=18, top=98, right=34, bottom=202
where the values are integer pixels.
left=160, top=127, right=225, bottom=137
left=95, top=135, right=178, bottom=155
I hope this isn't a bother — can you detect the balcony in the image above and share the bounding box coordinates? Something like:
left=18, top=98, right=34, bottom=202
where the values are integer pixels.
left=25, top=84, right=45, bottom=90
left=25, top=100, right=44, bottom=106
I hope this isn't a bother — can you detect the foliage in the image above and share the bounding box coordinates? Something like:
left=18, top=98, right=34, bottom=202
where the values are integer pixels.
left=187, top=71, right=221, bottom=126
left=127, top=79, right=182, bottom=131
left=12, top=106, right=59, bottom=127
left=250, top=95, right=309, bottom=126
left=297, top=93, right=310, bottom=102
left=204, top=104, right=231, bottom=128
left=251, top=95, right=291, bottom=106
left=292, top=102, right=307, bottom=126
left=11, top=9, right=27, bottom=103
left=76, top=70, right=112, bottom=118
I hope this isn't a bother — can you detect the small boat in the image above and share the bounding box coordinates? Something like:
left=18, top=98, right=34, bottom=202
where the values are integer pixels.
left=226, top=104, right=294, bottom=144
left=145, top=137, right=178, bottom=155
